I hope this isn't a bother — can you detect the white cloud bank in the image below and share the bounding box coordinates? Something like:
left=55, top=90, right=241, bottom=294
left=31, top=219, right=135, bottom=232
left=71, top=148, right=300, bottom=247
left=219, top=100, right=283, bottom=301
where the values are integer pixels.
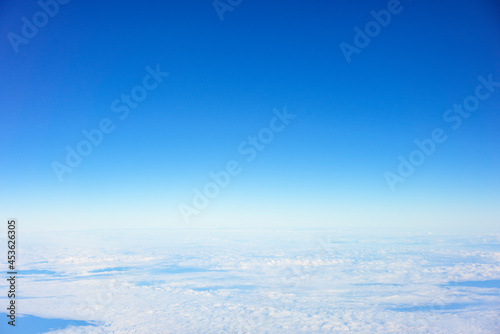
left=1, top=229, right=499, bottom=333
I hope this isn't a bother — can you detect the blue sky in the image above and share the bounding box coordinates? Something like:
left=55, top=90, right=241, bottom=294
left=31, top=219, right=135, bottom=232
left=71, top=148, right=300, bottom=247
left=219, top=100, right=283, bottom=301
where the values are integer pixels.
left=1, top=0, right=499, bottom=231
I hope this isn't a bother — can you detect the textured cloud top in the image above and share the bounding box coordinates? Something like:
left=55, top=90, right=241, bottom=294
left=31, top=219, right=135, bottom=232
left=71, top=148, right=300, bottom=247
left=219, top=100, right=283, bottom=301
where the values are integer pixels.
left=1, top=229, right=499, bottom=333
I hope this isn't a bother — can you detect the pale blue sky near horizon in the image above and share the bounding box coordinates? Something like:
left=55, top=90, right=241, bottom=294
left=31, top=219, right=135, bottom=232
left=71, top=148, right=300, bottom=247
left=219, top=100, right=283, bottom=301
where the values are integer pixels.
left=1, top=0, right=499, bottom=231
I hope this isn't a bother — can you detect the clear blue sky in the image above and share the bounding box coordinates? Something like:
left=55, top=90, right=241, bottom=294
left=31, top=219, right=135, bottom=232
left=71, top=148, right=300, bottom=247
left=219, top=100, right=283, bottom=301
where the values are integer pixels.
left=1, top=0, right=499, bottom=231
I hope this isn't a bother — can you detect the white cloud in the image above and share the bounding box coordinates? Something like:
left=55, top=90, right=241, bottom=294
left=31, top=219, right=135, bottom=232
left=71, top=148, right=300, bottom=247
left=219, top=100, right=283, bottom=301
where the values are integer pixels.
left=4, top=229, right=499, bottom=333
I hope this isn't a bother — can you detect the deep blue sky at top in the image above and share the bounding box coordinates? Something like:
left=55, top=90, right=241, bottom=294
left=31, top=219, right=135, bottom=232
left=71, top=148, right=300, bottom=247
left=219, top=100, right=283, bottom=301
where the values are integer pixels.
left=1, top=0, right=499, bottom=230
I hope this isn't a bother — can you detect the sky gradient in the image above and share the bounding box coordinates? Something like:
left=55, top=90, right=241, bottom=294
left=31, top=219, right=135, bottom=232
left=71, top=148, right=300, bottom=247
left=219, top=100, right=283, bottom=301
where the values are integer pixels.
left=1, top=0, right=499, bottom=231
